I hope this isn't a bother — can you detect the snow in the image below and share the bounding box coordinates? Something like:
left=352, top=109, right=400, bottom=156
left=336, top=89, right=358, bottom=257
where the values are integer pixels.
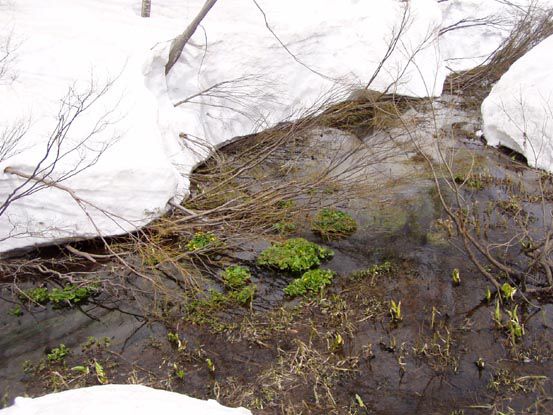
left=166, top=0, right=446, bottom=143
left=2, top=0, right=552, bottom=410
left=482, top=33, right=553, bottom=172
left=0, top=0, right=191, bottom=253
left=0, top=384, right=251, bottom=415
left=0, top=0, right=447, bottom=254
left=438, top=0, right=553, bottom=72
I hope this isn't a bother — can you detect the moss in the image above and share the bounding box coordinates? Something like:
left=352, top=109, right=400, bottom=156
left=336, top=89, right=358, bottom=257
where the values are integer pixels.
left=257, top=238, right=334, bottom=273
left=284, top=269, right=335, bottom=297
left=311, top=208, right=357, bottom=239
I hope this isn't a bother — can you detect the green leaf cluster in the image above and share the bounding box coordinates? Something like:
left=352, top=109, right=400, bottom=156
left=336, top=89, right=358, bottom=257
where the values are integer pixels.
left=48, top=285, right=97, bottom=305
left=229, top=284, right=256, bottom=305
left=21, top=287, right=49, bottom=304
left=284, top=269, right=335, bottom=297
left=311, top=208, right=357, bottom=239
left=47, top=344, right=70, bottom=362
left=222, top=265, right=256, bottom=306
left=186, top=231, right=221, bottom=252
left=19, top=284, right=97, bottom=307
left=222, top=265, right=251, bottom=289
left=257, top=238, right=334, bottom=272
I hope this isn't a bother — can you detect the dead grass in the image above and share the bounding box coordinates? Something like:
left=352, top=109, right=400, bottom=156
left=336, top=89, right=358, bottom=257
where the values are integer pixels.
left=445, top=4, right=553, bottom=104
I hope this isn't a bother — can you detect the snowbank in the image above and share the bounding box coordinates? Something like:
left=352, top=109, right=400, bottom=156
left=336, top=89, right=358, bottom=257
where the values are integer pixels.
left=0, top=0, right=447, bottom=254
left=0, top=1, right=191, bottom=253
left=439, top=0, right=553, bottom=72
left=167, top=0, right=446, bottom=143
left=0, top=384, right=251, bottom=415
left=482, top=34, right=553, bottom=172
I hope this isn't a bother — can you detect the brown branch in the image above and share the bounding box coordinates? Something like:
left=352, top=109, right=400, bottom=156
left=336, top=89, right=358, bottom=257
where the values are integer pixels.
left=165, top=0, right=219, bottom=75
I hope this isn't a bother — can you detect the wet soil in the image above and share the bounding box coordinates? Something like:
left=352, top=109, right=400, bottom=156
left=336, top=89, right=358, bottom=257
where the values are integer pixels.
left=1, top=97, right=552, bottom=414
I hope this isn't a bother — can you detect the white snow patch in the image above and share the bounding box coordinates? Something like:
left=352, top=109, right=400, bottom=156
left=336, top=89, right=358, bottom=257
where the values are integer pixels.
left=439, top=0, right=553, bottom=72
left=482, top=34, right=553, bottom=172
left=167, top=0, right=446, bottom=144
left=0, top=0, right=448, bottom=254
left=0, top=384, right=251, bottom=415
left=0, top=0, right=191, bottom=253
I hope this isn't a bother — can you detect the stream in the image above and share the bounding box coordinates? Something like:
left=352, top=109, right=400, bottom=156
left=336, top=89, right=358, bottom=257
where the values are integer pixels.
left=1, top=96, right=552, bottom=414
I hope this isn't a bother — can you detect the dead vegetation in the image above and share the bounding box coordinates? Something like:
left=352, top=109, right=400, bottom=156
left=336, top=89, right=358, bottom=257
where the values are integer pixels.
left=444, top=2, right=553, bottom=102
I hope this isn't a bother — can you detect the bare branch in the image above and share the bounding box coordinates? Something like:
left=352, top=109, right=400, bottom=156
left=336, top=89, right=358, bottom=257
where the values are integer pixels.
left=165, top=0, right=219, bottom=75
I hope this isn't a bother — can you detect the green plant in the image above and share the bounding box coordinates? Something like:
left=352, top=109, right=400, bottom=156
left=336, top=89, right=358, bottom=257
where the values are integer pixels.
left=206, top=358, right=215, bottom=373
left=284, top=269, right=335, bottom=297
left=22, top=360, right=34, bottom=374
left=257, top=238, right=333, bottom=272
left=493, top=300, right=503, bottom=327
left=497, top=197, right=522, bottom=215
left=349, top=261, right=394, bottom=281
left=184, top=290, right=234, bottom=332
left=229, top=284, right=256, bottom=306
left=19, top=284, right=98, bottom=308
left=172, top=363, right=185, bottom=380
left=355, top=393, right=367, bottom=409
left=20, top=287, right=49, bottom=304
left=506, top=305, right=524, bottom=343
left=453, top=174, right=484, bottom=190
left=276, top=200, right=295, bottom=210
left=273, top=221, right=297, bottom=235
left=311, top=208, right=357, bottom=239
left=222, top=265, right=251, bottom=289
left=71, top=365, right=90, bottom=375
left=186, top=231, right=221, bottom=252
left=328, top=333, right=344, bottom=353
left=47, top=344, right=70, bottom=362
left=451, top=268, right=461, bottom=286
left=94, top=360, right=108, bottom=384
left=81, top=336, right=111, bottom=352
left=485, top=287, right=492, bottom=303
left=142, top=246, right=166, bottom=267
left=9, top=305, right=22, bottom=317
left=167, top=332, right=187, bottom=352
left=389, top=300, right=402, bottom=323
left=501, top=282, right=517, bottom=301
left=187, top=290, right=229, bottom=314
left=48, top=285, right=98, bottom=306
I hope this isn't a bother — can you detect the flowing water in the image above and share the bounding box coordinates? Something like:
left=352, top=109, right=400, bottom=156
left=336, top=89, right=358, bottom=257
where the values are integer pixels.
left=1, top=98, right=552, bottom=414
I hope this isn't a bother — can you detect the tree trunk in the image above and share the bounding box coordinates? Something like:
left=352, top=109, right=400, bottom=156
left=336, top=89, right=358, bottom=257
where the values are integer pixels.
left=141, top=0, right=151, bottom=18
left=165, top=0, right=219, bottom=75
